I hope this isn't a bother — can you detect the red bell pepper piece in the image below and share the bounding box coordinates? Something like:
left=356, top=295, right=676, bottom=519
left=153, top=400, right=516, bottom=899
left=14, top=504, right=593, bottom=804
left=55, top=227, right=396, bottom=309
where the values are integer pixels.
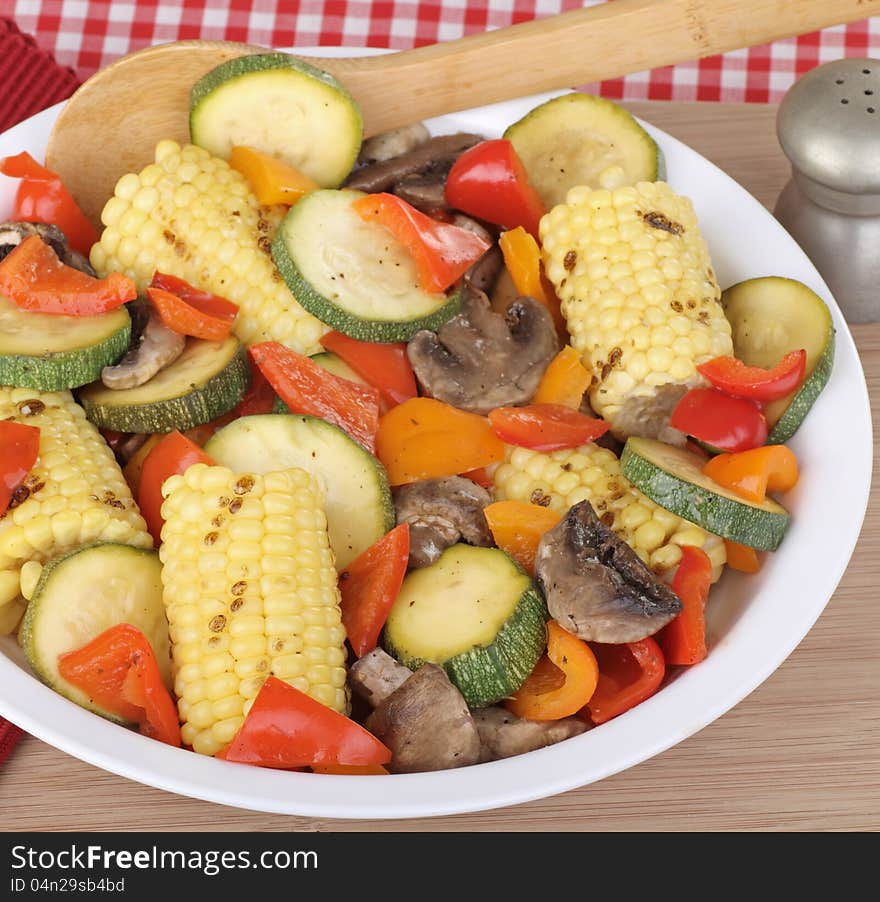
left=138, top=431, right=215, bottom=545
left=146, top=287, right=234, bottom=342
left=320, top=330, right=417, bottom=408
left=585, top=637, right=666, bottom=725
left=0, top=151, right=98, bottom=256
left=0, top=421, right=40, bottom=517
left=338, top=523, right=410, bottom=657
left=488, top=403, right=609, bottom=452
left=249, top=342, right=381, bottom=453
left=352, top=192, right=489, bottom=293
left=0, top=235, right=136, bottom=315
left=658, top=546, right=713, bottom=666
left=57, top=624, right=180, bottom=746
left=223, top=676, right=391, bottom=769
left=231, top=363, right=276, bottom=417
left=460, top=466, right=494, bottom=489
left=146, top=273, right=238, bottom=342
left=445, top=139, right=546, bottom=239
left=670, top=387, right=767, bottom=452
left=697, top=350, right=806, bottom=403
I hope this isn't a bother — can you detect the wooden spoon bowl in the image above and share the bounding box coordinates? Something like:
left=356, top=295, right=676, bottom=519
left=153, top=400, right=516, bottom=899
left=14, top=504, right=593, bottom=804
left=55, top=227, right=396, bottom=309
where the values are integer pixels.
left=45, top=0, right=871, bottom=226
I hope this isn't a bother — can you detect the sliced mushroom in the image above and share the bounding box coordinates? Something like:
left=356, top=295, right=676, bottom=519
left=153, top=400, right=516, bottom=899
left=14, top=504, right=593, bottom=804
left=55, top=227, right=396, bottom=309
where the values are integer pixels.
left=536, top=500, right=682, bottom=644
left=473, top=707, right=589, bottom=763
left=0, top=222, right=96, bottom=275
left=101, top=306, right=185, bottom=389
left=394, top=476, right=493, bottom=569
left=348, top=648, right=413, bottom=706
left=358, top=122, right=431, bottom=165
left=464, top=245, right=503, bottom=295
left=345, top=133, right=482, bottom=194
left=407, top=286, right=558, bottom=414
left=391, top=170, right=449, bottom=213
left=364, top=664, right=481, bottom=773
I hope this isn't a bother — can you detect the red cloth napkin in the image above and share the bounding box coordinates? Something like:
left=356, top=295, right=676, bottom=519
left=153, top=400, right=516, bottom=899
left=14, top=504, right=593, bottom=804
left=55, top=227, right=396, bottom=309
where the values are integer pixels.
left=0, top=17, right=80, bottom=134
left=0, top=16, right=78, bottom=762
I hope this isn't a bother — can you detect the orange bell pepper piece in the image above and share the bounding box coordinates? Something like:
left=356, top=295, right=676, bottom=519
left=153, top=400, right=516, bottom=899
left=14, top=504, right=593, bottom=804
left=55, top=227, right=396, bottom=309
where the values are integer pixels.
left=146, top=286, right=234, bottom=342
left=724, top=539, right=763, bottom=573
left=506, top=621, right=599, bottom=721
left=376, top=397, right=504, bottom=485
left=228, top=145, right=319, bottom=206
left=702, top=445, right=799, bottom=504
left=484, top=500, right=561, bottom=575
left=533, top=346, right=591, bottom=408
left=498, top=226, right=566, bottom=337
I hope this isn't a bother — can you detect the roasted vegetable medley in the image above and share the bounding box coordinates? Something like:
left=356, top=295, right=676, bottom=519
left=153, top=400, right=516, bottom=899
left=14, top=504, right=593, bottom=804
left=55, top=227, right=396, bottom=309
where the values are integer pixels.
left=0, top=52, right=833, bottom=774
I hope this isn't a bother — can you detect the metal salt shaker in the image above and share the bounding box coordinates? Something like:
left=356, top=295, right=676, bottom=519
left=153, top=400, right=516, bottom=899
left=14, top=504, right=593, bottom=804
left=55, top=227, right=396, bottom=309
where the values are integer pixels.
left=775, top=58, right=880, bottom=322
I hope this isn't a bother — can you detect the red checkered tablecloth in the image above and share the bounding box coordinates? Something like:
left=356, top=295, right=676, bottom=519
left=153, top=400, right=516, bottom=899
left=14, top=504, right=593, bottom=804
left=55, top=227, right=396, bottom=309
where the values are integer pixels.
left=9, top=0, right=880, bottom=105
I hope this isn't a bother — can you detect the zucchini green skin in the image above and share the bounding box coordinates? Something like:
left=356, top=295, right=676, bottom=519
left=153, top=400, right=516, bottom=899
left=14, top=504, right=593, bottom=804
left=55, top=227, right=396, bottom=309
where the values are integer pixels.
left=621, top=438, right=790, bottom=551
left=78, top=342, right=249, bottom=433
left=383, top=555, right=549, bottom=709
left=767, top=332, right=835, bottom=444
left=271, top=226, right=462, bottom=343
left=0, top=320, right=130, bottom=391
left=190, top=52, right=362, bottom=188
left=20, top=542, right=170, bottom=725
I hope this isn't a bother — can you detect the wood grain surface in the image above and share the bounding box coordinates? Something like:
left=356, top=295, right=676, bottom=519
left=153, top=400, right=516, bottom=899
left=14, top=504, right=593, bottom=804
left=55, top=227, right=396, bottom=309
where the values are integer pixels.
left=2, top=101, right=877, bottom=832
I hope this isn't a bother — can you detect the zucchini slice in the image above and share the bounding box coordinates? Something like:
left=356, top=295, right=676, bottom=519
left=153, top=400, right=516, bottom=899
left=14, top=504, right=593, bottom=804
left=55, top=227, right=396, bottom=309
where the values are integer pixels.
left=722, top=277, right=835, bottom=444
left=0, top=294, right=130, bottom=391
left=19, top=543, right=171, bottom=725
left=621, top=437, right=790, bottom=550
left=272, top=189, right=461, bottom=342
left=204, top=413, right=394, bottom=570
left=503, top=93, right=659, bottom=208
left=382, top=545, right=548, bottom=708
left=78, top=336, right=248, bottom=433
left=190, top=52, right=363, bottom=188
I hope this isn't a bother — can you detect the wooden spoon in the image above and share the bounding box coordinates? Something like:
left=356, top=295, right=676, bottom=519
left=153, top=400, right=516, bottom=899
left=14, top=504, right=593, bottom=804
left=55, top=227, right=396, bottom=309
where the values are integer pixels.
left=46, top=0, right=870, bottom=226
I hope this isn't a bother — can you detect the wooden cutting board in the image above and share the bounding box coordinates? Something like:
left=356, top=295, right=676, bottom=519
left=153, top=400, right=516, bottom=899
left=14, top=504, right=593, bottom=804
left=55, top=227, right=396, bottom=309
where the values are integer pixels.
left=2, top=101, right=878, bottom=833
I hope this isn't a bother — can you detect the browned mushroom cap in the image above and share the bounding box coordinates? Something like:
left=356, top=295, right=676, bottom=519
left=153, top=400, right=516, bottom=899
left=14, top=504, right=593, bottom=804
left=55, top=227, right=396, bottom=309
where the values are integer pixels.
left=473, top=707, right=589, bottom=763
left=394, top=476, right=493, bottom=569
left=536, top=500, right=683, bottom=644
left=344, top=133, right=483, bottom=194
left=348, top=647, right=413, bottom=706
left=358, top=123, right=431, bottom=165
left=364, top=664, right=481, bottom=773
left=0, top=222, right=96, bottom=275
left=407, top=286, right=559, bottom=414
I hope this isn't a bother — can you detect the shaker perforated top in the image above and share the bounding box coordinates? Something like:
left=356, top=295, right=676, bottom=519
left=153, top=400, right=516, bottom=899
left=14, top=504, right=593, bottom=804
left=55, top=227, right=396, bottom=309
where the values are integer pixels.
left=777, top=58, right=880, bottom=195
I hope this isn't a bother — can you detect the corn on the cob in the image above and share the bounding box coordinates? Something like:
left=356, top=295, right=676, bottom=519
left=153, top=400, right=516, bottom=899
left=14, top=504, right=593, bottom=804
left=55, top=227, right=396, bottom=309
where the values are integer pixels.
left=90, top=140, right=326, bottom=354
left=541, top=182, right=733, bottom=442
left=493, top=443, right=726, bottom=580
left=159, top=463, right=348, bottom=755
left=0, top=387, right=152, bottom=632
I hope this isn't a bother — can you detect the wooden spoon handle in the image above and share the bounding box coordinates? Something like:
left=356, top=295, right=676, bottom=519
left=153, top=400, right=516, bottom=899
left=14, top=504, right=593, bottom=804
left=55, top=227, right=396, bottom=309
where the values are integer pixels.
left=324, top=0, right=874, bottom=133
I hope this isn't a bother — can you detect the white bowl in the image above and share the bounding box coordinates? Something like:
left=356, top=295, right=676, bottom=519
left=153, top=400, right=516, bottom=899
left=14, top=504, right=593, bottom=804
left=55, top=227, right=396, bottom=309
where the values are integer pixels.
left=0, top=47, right=872, bottom=819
